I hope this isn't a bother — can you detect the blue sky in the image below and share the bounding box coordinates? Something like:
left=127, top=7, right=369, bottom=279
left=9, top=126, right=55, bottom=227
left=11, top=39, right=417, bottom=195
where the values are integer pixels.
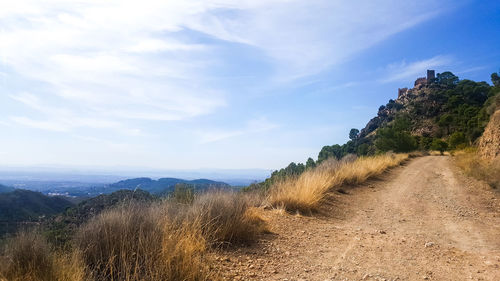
left=0, top=0, right=499, bottom=170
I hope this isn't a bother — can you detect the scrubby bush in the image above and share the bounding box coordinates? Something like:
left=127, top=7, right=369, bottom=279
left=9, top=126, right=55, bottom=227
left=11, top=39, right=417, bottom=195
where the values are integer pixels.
left=190, top=191, right=267, bottom=246
left=0, top=231, right=55, bottom=281
left=170, top=183, right=195, bottom=204
left=448, top=132, right=467, bottom=149
left=431, top=139, right=448, bottom=155
left=74, top=202, right=181, bottom=281
left=375, top=128, right=417, bottom=153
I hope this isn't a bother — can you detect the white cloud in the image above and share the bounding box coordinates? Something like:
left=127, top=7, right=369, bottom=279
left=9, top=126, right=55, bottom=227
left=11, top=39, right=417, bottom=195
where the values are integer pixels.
left=8, top=93, right=144, bottom=135
left=50, top=54, right=136, bottom=73
left=185, top=0, right=452, bottom=80
left=197, top=117, right=278, bottom=143
left=0, top=0, right=454, bottom=136
left=126, top=39, right=206, bottom=53
left=381, top=55, right=454, bottom=83
left=10, top=116, right=70, bottom=132
left=0, top=0, right=227, bottom=135
left=72, top=134, right=135, bottom=151
left=456, top=66, right=487, bottom=75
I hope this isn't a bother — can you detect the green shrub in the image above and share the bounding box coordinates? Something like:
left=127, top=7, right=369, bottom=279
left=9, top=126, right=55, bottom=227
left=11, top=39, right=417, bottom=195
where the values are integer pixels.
left=431, top=139, right=448, bottom=154
left=170, top=183, right=195, bottom=204
left=448, top=132, right=467, bottom=149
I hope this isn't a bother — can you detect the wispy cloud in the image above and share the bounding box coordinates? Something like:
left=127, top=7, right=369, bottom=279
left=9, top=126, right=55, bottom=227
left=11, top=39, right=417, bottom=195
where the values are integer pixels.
left=9, top=116, right=69, bottom=132
left=197, top=117, right=278, bottom=144
left=187, top=1, right=452, bottom=81
left=456, top=66, right=488, bottom=75
left=72, top=135, right=134, bottom=151
left=8, top=93, right=144, bottom=135
left=0, top=0, right=458, bottom=169
left=380, top=55, right=454, bottom=83
left=1, top=0, right=227, bottom=134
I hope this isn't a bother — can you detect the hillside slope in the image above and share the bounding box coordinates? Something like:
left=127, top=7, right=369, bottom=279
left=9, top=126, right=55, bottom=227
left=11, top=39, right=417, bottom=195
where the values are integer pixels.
left=0, top=190, right=73, bottom=222
left=0, top=184, right=14, bottom=193
left=355, top=71, right=494, bottom=153
left=0, top=190, right=74, bottom=236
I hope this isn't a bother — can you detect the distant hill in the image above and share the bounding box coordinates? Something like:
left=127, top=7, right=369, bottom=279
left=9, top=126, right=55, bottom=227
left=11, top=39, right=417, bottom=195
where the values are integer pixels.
left=63, top=189, right=155, bottom=223
left=0, top=184, right=14, bottom=193
left=0, top=189, right=74, bottom=236
left=107, top=177, right=231, bottom=194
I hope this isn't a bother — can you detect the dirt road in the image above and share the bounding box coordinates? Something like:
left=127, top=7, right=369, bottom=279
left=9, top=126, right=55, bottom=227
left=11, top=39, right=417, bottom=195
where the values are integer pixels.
left=213, top=156, right=500, bottom=280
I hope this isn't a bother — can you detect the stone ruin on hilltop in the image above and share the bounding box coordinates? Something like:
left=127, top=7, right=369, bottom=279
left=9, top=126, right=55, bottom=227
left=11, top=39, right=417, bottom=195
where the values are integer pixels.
left=397, top=69, right=435, bottom=98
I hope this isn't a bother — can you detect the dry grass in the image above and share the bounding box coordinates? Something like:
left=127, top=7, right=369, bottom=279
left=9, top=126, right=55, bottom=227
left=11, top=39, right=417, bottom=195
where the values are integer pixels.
left=429, top=150, right=451, bottom=156
left=0, top=231, right=86, bottom=281
left=0, top=231, right=54, bottom=281
left=189, top=191, right=268, bottom=246
left=454, top=148, right=500, bottom=189
left=52, top=251, right=87, bottom=281
left=75, top=192, right=266, bottom=281
left=1, top=190, right=267, bottom=281
left=268, top=153, right=410, bottom=213
left=74, top=201, right=207, bottom=281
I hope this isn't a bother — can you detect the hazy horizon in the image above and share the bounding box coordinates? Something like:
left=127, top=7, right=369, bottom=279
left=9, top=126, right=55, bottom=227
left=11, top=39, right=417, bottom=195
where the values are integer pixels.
left=0, top=165, right=271, bottom=187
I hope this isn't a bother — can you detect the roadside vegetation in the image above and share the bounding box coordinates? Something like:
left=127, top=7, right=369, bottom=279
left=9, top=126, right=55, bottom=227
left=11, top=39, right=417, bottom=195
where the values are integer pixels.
left=454, top=148, right=500, bottom=189
left=268, top=153, right=410, bottom=213
left=0, top=191, right=267, bottom=281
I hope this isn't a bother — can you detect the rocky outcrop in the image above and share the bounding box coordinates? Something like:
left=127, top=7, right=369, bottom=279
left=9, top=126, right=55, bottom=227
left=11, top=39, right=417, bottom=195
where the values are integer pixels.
left=359, top=84, right=441, bottom=138
left=359, top=71, right=493, bottom=146
left=478, top=109, right=500, bottom=162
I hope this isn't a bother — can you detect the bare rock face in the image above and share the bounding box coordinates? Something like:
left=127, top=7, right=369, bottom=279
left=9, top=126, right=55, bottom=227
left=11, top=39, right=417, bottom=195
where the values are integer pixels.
left=478, top=109, right=500, bottom=162
left=412, top=122, right=438, bottom=137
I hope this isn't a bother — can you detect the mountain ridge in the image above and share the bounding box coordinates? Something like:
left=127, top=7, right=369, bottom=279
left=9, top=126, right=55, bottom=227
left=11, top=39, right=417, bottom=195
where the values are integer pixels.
left=107, top=177, right=231, bottom=194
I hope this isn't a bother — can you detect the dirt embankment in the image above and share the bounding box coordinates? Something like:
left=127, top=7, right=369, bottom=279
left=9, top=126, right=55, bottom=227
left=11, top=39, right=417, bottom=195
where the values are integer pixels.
left=478, top=109, right=500, bottom=162
left=213, top=156, right=500, bottom=281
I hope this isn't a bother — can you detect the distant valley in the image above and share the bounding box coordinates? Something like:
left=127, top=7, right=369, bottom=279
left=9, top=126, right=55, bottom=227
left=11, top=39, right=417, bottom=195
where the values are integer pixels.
left=0, top=176, right=233, bottom=236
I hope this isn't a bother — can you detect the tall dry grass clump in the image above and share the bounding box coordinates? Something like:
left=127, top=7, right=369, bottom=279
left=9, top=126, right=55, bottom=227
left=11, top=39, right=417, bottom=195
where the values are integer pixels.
left=268, top=153, right=409, bottom=213
left=73, top=201, right=208, bottom=281
left=75, top=193, right=266, bottom=280
left=454, top=148, right=500, bottom=189
left=52, top=251, right=87, bottom=281
left=0, top=231, right=54, bottom=281
left=0, top=231, right=85, bottom=281
left=189, top=191, right=267, bottom=246
left=335, top=153, right=409, bottom=185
